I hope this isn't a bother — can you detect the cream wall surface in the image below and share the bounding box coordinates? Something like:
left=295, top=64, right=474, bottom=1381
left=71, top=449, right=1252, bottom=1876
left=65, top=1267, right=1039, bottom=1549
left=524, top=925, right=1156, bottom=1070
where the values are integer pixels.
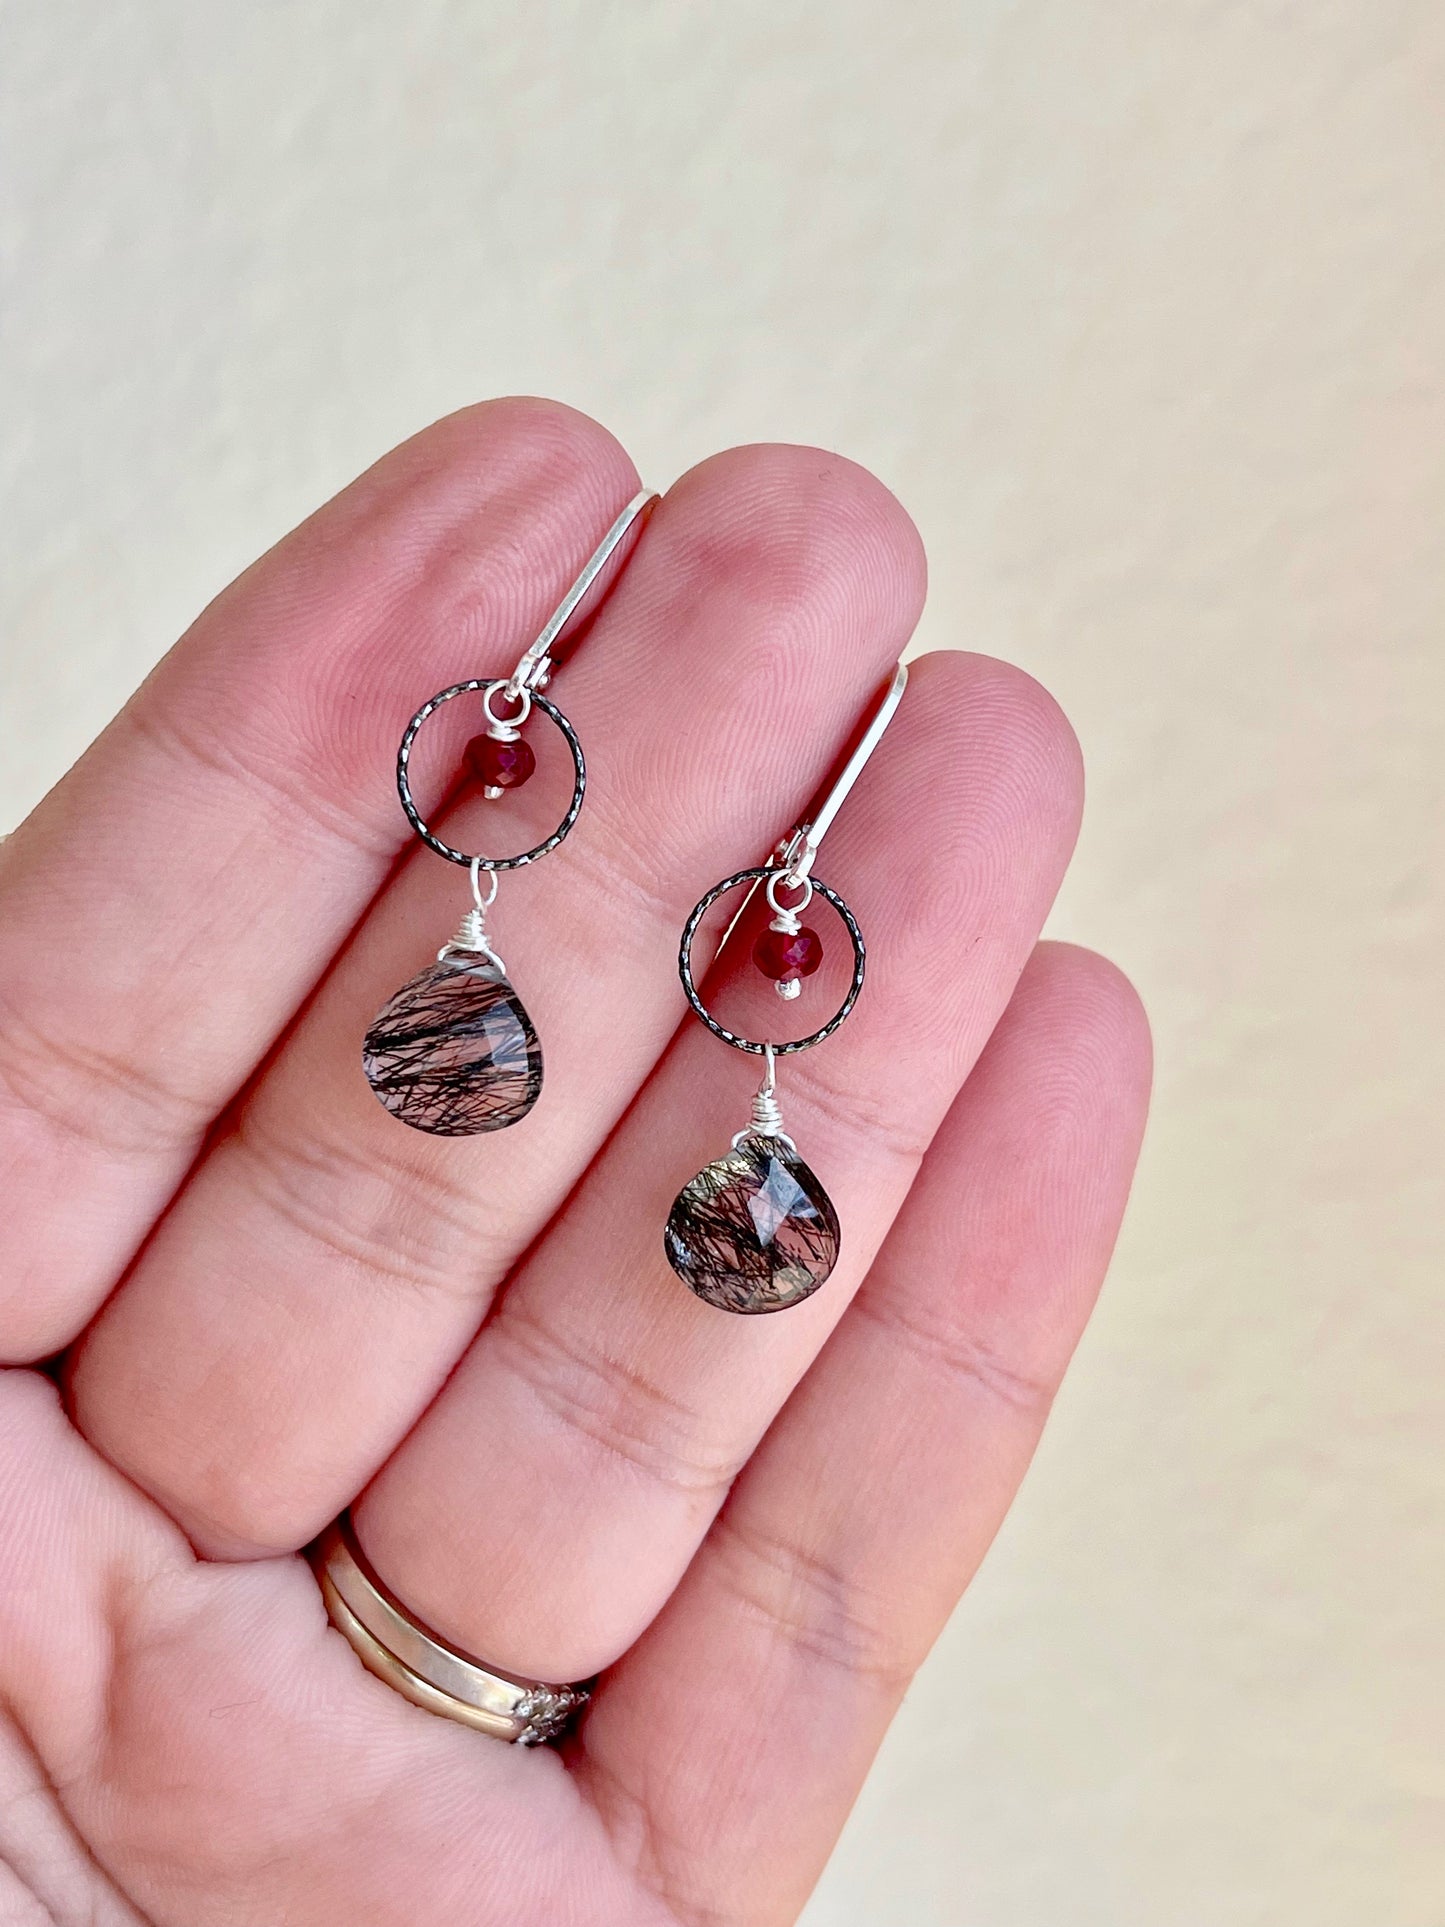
left=3, top=2, right=1441, bottom=1921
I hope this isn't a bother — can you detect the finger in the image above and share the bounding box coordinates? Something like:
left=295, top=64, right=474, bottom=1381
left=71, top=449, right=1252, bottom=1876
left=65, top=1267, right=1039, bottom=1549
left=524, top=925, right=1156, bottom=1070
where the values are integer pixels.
left=69, top=446, right=928, bottom=1556
left=577, top=942, right=1152, bottom=1925
left=0, top=399, right=640, bottom=1359
left=0, top=1372, right=652, bottom=1927
left=350, top=647, right=1084, bottom=1681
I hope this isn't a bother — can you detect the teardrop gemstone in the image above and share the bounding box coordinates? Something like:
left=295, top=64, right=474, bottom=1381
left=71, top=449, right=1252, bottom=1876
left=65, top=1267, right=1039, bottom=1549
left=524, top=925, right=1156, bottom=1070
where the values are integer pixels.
left=362, top=954, right=542, bottom=1135
left=664, top=1135, right=840, bottom=1314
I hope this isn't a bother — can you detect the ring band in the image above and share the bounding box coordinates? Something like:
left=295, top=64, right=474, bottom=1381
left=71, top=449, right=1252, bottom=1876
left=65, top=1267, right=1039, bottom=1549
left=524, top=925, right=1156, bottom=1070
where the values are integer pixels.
left=313, top=1514, right=590, bottom=1746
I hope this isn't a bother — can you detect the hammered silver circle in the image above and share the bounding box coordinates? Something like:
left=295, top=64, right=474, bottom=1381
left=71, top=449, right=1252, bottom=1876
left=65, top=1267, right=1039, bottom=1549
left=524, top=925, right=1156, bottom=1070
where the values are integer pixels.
left=396, top=679, right=585, bottom=871
left=678, top=866, right=866, bottom=1056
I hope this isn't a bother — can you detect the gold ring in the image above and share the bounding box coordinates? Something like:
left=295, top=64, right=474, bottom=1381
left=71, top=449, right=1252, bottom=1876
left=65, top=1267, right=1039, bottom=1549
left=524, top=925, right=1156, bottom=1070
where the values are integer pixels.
left=313, top=1513, right=589, bottom=1745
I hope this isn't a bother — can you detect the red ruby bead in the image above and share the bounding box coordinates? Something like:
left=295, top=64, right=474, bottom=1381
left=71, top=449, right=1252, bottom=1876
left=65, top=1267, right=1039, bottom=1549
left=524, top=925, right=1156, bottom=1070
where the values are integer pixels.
left=753, top=925, right=824, bottom=981
left=465, top=734, right=536, bottom=789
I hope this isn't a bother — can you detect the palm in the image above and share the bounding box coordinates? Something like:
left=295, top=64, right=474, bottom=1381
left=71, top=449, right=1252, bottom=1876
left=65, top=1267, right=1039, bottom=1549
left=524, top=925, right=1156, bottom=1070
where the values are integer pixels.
left=0, top=401, right=1149, bottom=1925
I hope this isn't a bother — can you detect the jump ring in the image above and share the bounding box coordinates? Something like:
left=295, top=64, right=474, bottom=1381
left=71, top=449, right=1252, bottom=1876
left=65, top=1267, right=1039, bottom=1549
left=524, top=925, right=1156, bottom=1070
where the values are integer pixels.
left=765, top=871, right=813, bottom=919
left=481, top=683, right=531, bottom=734
left=469, top=857, right=500, bottom=912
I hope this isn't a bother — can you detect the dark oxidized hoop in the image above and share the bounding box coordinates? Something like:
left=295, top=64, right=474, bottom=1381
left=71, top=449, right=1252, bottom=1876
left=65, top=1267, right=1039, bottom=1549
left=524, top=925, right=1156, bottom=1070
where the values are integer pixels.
left=397, top=680, right=586, bottom=871
left=679, top=866, right=866, bottom=1056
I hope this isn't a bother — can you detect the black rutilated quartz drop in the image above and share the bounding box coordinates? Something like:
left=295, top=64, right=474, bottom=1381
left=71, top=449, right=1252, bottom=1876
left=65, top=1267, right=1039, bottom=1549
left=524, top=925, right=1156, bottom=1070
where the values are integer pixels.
left=664, top=1135, right=840, bottom=1314
left=362, top=954, right=542, bottom=1135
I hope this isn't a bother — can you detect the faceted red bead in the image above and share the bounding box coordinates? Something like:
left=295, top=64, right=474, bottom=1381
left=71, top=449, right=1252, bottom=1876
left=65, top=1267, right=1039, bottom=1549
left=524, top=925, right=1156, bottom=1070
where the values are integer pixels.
left=753, top=925, right=824, bottom=981
left=465, top=733, right=536, bottom=789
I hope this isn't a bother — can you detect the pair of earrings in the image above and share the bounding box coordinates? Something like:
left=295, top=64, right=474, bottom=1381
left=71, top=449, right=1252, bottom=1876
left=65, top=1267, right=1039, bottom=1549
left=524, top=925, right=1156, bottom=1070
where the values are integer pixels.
left=362, top=495, right=906, bottom=1317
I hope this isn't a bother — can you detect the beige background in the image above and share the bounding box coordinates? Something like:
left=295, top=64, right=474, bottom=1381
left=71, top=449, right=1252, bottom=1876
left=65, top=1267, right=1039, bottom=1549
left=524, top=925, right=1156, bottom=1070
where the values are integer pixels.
left=3, top=2, right=1442, bottom=1920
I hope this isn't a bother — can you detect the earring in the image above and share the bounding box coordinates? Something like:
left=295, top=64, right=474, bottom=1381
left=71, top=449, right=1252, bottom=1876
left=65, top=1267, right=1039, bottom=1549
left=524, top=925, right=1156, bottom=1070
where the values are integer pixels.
left=363, top=488, right=659, bottom=1135
left=664, top=664, right=907, bottom=1314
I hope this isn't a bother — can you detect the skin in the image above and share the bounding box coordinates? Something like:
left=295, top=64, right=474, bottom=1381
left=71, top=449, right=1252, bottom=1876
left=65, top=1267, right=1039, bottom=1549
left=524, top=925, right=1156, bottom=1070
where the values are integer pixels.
left=0, top=399, right=1151, bottom=1926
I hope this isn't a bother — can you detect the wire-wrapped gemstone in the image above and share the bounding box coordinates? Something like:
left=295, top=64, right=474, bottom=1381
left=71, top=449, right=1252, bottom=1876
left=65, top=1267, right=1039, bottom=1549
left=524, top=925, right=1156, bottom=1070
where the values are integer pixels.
left=363, top=954, right=542, bottom=1135
left=664, top=1135, right=840, bottom=1314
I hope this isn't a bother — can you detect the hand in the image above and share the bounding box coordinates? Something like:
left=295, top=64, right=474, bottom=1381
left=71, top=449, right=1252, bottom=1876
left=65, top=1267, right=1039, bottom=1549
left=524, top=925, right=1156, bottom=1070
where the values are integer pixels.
left=0, top=400, right=1150, bottom=1925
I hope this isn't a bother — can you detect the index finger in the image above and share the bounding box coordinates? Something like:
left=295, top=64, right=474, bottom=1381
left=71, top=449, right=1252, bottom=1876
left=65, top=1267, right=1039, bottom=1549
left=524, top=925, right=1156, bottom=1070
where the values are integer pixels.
left=0, top=399, right=639, bottom=1359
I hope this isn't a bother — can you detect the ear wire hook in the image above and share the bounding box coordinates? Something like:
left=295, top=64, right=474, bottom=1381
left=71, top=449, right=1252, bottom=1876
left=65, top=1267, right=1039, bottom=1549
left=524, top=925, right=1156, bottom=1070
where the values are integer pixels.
left=503, top=486, right=661, bottom=703
left=715, top=661, right=908, bottom=960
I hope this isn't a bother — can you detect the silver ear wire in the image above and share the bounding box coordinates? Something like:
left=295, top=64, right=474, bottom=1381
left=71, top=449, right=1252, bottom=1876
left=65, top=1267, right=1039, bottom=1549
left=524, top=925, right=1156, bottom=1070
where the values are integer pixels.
left=503, top=486, right=661, bottom=702
left=714, top=661, right=907, bottom=962
left=777, top=660, right=908, bottom=883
